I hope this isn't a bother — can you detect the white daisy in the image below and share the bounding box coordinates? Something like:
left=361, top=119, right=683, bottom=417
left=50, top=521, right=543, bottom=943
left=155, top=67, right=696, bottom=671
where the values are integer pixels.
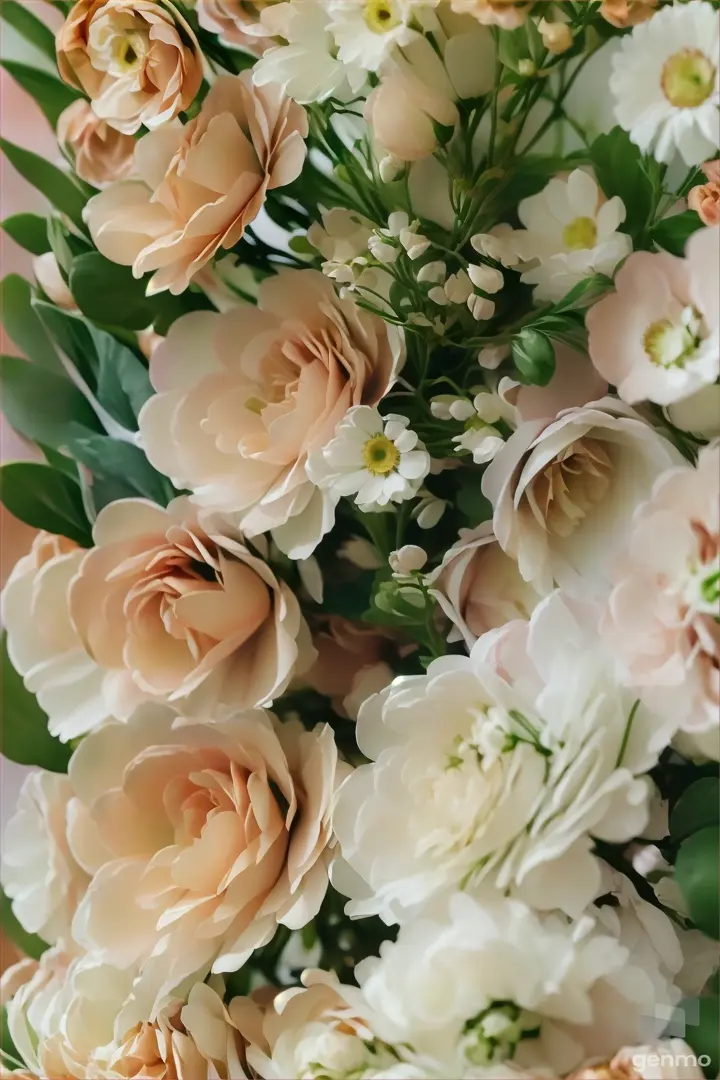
left=610, top=0, right=720, bottom=166
left=307, top=406, right=430, bottom=511
left=507, top=169, right=632, bottom=303
left=328, top=0, right=418, bottom=75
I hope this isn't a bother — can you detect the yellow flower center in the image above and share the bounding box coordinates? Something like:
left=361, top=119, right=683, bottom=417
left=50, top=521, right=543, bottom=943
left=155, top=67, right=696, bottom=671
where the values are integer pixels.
left=364, top=0, right=400, bottom=34
left=562, top=216, right=597, bottom=251
left=661, top=48, right=715, bottom=109
left=363, top=434, right=400, bottom=475
left=113, top=32, right=143, bottom=71
left=244, top=396, right=266, bottom=415
left=643, top=318, right=697, bottom=368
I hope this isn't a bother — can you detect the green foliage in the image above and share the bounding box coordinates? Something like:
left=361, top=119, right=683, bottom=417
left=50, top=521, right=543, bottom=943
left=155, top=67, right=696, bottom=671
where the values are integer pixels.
left=455, top=468, right=493, bottom=528
left=0, top=0, right=57, bottom=62
left=652, top=211, right=704, bottom=257
left=590, top=127, right=661, bottom=239
left=511, top=327, right=556, bottom=386
left=0, top=60, right=82, bottom=129
left=70, top=253, right=158, bottom=332
left=0, top=461, right=92, bottom=546
left=675, top=825, right=719, bottom=940
left=0, top=138, right=90, bottom=230
left=0, top=354, right=103, bottom=449
left=68, top=435, right=174, bottom=507
left=670, top=778, right=720, bottom=844
left=1, top=212, right=51, bottom=256
left=0, top=631, right=73, bottom=772
left=33, top=300, right=101, bottom=390
left=0, top=888, right=48, bottom=963
left=0, top=275, right=63, bottom=374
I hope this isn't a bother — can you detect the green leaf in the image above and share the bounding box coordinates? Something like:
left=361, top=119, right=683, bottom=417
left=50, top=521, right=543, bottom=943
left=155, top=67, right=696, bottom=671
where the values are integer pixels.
left=456, top=468, right=493, bottom=527
left=511, top=327, right=556, bottom=386
left=652, top=211, right=704, bottom=257
left=33, top=300, right=98, bottom=389
left=0, top=461, right=92, bottom=546
left=590, top=127, right=660, bottom=237
left=677, top=996, right=719, bottom=1077
left=676, top=826, right=720, bottom=939
left=0, top=275, right=63, bottom=374
left=96, top=343, right=153, bottom=430
left=0, top=631, right=72, bottom=773
left=0, top=888, right=49, bottom=963
left=68, top=434, right=173, bottom=505
left=1, top=212, right=50, bottom=256
left=551, top=273, right=613, bottom=313
left=0, top=354, right=102, bottom=449
left=0, top=61, right=82, bottom=129
left=70, top=253, right=158, bottom=332
left=498, top=27, right=529, bottom=73
left=0, top=137, right=89, bottom=230
left=0, top=1, right=57, bottom=62
left=671, top=778, right=720, bottom=844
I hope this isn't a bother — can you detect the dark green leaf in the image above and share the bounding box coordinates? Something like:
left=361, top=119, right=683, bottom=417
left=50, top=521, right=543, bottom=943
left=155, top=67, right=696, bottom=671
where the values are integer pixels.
left=676, top=996, right=719, bottom=1077
left=590, top=127, right=660, bottom=237
left=551, top=273, right=613, bottom=313
left=1, top=212, right=50, bottom=256
left=68, top=434, right=173, bottom=505
left=652, top=211, right=704, bottom=257
left=671, top=778, right=720, bottom=844
left=70, top=253, right=157, bottom=332
left=456, top=468, right=493, bottom=527
left=0, top=137, right=89, bottom=229
left=96, top=342, right=153, bottom=430
left=0, top=888, right=49, bottom=963
left=511, top=327, right=556, bottom=386
left=48, top=215, right=87, bottom=278
left=498, top=27, right=529, bottom=73
left=0, top=275, right=63, bottom=373
left=0, top=1, right=57, bottom=62
left=0, top=461, right=92, bottom=546
left=40, top=443, right=81, bottom=478
left=0, top=61, right=82, bottom=129
left=0, top=631, right=73, bottom=772
left=33, top=300, right=99, bottom=389
left=676, top=826, right=720, bottom=939
left=0, top=354, right=102, bottom=448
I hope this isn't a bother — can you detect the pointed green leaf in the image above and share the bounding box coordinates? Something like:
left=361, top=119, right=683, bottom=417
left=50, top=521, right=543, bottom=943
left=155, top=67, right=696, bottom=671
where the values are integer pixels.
left=33, top=299, right=98, bottom=389
left=0, top=888, right=48, bottom=963
left=676, top=826, right=720, bottom=940
left=0, top=630, right=73, bottom=772
left=0, top=461, right=92, bottom=546
left=0, top=1, right=57, bottom=63
left=96, top=344, right=153, bottom=430
left=67, top=435, right=173, bottom=505
left=0, top=275, right=63, bottom=373
left=69, top=252, right=157, bottom=332
left=0, top=136, right=89, bottom=229
left=1, top=61, right=82, bottom=129
left=1, top=212, right=50, bottom=256
left=0, top=354, right=102, bottom=449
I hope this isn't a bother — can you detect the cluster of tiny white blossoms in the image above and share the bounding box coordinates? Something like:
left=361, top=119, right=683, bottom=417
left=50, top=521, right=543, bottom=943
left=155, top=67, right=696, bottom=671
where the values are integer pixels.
left=0, top=1, right=718, bottom=1079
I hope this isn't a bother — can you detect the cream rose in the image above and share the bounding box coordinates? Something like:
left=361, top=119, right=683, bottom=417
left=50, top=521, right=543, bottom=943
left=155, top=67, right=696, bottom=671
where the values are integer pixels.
left=68, top=497, right=309, bottom=718
left=84, top=73, right=308, bottom=295
left=427, top=522, right=547, bottom=649
left=603, top=443, right=719, bottom=760
left=138, top=270, right=403, bottom=559
left=56, top=0, right=202, bottom=135
left=69, top=707, right=348, bottom=1015
left=0, top=532, right=111, bottom=743
left=0, top=771, right=89, bottom=947
left=482, top=399, right=683, bottom=596
left=305, top=616, right=398, bottom=718
left=57, top=99, right=136, bottom=187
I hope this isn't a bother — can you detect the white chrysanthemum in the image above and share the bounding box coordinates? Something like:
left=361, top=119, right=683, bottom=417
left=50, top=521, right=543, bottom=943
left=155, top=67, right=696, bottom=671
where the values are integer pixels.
left=610, top=0, right=720, bottom=165
left=253, top=0, right=365, bottom=103
left=328, top=0, right=418, bottom=74
left=308, top=406, right=430, bottom=511
left=355, top=889, right=681, bottom=1077
left=334, top=592, right=673, bottom=925
left=508, top=169, right=632, bottom=302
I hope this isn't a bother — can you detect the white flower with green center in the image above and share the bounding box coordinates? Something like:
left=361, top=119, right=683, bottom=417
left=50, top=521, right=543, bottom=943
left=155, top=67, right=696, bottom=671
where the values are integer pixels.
left=505, top=169, right=633, bottom=303
left=610, top=0, right=720, bottom=165
left=328, top=0, right=418, bottom=74
left=308, top=406, right=430, bottom=512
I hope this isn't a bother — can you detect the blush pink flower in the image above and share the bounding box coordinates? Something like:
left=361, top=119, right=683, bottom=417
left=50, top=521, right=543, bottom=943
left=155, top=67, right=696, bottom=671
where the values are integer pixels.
left=69, top=707, right=349, bottom=1016
left=84, top=74, right=308, bottom=295
left=138, top=271, right=403, bottom=559
left=688, top=159, right=720, bottom=225
left=449, top=0, right=526, bottom=28
left=196, top=0, right=276, bottom=53
left=603, top=443, right=719, bottom=759
left=57, top=99, right=136, bottom=188
left=587, top=226, right=719, bottom=407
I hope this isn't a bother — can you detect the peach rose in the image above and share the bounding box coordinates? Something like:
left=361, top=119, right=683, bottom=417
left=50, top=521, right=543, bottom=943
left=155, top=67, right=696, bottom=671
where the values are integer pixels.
left=688, top=159, right=720, bottom=226
left=482, top=399, right=683, bottom=596
left=69, top=707, right=348, bottom=1015
left=598, top=0, right=657, bottom=28
left=56, top=0, right=202, bottom=135
left=0, top=532, right=111, bottom=743
left=1, top=947, right=77, bottom=1080
left=33, top=252, right=77, bottom=310
left=0, top=771, right=89, bottom=946
left=428, top=522, right=547, bottom=649
left=84, top=73, right=307, bottom=295
left=305, top=616, right=397, bottom=717
left=57, top=99, right=136, bottom=187
left=568, top=1040, right=705, bottom=1079
left=138, top=271, right=403, bottom=559
left=68, top=497, right=309, bottom=718
left=603, top=444, right=719, bottom=760
left=586, top=227, right=719, bottom=408
left=449, top=0, right=526, bottom=28
left=196, top=0, right=276, bottom=53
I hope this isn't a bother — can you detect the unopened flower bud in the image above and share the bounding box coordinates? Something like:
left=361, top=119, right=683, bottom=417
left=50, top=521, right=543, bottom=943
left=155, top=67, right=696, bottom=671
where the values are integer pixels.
left=538, top=18, right=573, bottom=54
left=444, top=269, right=473, bottom=304
left=478, top=344, right=509, bottom=369
left=389, top=545, right=427, bottom=576
left=468, top=263, right=504, bottom=294
left=417, top=260, right=446, bottom=284
left=428, top=285, right=449, bottom=306
left=368, top=235, right=399, bottom=264
left=400, top=229, right=431, bottom=259
left=379, top=154, right=402, bottom=182
left=467, top=294, right=496, bottom=321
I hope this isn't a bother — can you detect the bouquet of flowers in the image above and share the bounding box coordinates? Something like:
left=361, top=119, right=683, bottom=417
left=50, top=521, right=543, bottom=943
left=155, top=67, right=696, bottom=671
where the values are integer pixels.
left=0, top=0, right=719, bottom=1076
